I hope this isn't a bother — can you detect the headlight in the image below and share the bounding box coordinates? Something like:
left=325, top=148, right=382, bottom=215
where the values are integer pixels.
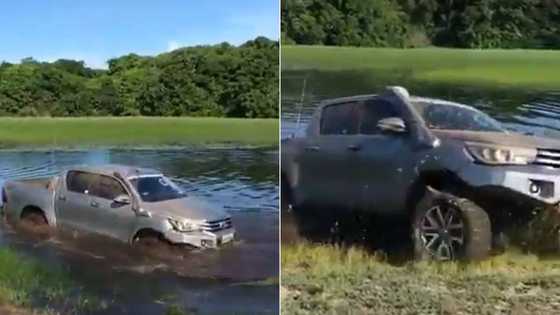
left=466, top=143, right=536, bottom=165
left=168, top=218, right=201, bottom=232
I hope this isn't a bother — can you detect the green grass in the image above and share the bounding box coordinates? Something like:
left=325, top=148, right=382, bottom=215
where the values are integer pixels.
left=0, top=117, right=279, bottom=148
left=0, top=248, right=96, bottom=314
left=282, top=242, right=560, bottom=314
left=282, top=45, right=560, bottom=89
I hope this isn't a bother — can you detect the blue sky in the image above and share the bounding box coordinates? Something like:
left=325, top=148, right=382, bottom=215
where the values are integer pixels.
left=0, top=0, right=279, bottom=69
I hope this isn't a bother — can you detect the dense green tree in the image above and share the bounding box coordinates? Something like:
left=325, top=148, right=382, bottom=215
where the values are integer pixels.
left=0, top=37, right=278, bottom=118
left=283, top=0, right=560, bottom=49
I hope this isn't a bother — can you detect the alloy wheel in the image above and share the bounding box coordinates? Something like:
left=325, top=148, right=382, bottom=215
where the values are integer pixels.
left=419, top=203, right=465, bottom=260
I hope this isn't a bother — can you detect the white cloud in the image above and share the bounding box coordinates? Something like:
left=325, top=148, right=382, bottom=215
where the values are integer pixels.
left=167, top=40, right=181, bottom=52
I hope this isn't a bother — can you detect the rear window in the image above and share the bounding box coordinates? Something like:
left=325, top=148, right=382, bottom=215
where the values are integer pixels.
left=359, top=100, right=400, bottom=134
left=66, top=171, right=96, bottom=194
left=320, top=102, right=360, bottom=135
left=89, top=175, right=128, bottom=200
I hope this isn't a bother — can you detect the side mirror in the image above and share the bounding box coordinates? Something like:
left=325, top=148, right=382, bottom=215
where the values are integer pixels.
left=113, top=194, right=131, bottom=205
left=378, top=117, right=406, bottom=133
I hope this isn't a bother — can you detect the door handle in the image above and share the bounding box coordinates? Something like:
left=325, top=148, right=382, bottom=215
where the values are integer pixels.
left=304, top=145, right=320, bottom=152
left=90, top=201, right=99, bottom=208
left=58, top=195, right=66, bottom=201
left=347, top=144, right=362, bottom=151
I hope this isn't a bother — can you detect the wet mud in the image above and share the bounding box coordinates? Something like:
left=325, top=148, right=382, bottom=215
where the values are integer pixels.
left=3, top=211, right=278, bottom=314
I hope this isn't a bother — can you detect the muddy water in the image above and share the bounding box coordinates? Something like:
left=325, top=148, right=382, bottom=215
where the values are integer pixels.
left=0, top=148, right=278, bottom=314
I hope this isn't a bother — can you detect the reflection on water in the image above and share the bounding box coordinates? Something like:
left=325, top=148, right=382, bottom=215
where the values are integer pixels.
left=0, top=148, right=278, bottom=315
left=282, top=70, right=560, bottom=140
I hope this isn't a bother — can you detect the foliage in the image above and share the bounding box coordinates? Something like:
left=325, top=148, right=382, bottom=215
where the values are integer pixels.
left=0, top=37, right=278, bottom=118
left=282, top=0, right=560, bottom=49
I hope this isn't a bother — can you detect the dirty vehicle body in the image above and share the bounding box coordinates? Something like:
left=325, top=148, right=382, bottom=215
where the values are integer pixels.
left=1, top=165, right=235, bottom=249
left=282, top=87, right=560, bottom=260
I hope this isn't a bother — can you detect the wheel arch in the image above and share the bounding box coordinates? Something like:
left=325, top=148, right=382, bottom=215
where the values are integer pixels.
left=130, top=227, right=165, bottom=244
left=20, top=205, right=48, bottom=222
left=406, top=169, right=470, bottom=214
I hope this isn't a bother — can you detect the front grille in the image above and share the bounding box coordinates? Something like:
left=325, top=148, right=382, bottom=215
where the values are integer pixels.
left=534, top=148, right=560, bottom=168
left=201, top=218, right=232, bottom=232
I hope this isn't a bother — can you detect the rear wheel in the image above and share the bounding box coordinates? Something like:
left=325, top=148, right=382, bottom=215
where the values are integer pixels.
left=412, top=192, right=491, bottom=261
left=18, top=208, right=50, bottom=238
left=21, top=211, right=48, bottom=226
left=281, top=178, right=303, bottom=243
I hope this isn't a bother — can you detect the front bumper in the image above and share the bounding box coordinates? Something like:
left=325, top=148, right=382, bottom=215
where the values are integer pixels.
left=459, top=163, right=560, bottom=205
left=164, top=227, right=236, bottom=248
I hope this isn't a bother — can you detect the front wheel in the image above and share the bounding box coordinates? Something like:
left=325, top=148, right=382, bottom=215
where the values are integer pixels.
left=412, top=191, right=491, bottom=261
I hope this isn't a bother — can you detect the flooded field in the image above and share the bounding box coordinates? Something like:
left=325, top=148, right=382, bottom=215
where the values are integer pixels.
left=0, top=147, right=279, bottom=314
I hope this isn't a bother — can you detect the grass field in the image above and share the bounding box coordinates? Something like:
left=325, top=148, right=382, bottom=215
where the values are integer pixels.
left=0, top=117, right=279, bottom=148
left=0, top=248, right=96, bottom=315
left=282, top=46, right=560, bottom=89
left=282, top=243, right=560, bottom=315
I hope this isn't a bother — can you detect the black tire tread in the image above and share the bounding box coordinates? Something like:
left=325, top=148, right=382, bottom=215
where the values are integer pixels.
left=413, top=192, right=491, bottom=261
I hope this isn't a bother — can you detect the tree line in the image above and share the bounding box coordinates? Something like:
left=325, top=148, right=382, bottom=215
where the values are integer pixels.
left=282, top=0, right=560, bottom=49
left=0, top=37, right=278, bottom=118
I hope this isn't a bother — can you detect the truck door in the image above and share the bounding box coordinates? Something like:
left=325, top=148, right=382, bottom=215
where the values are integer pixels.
left=299, top=101, right=362, bottom=208
left=349, top=98, right=413, bottom=214
left=55, top=171, right=97, bottom=232
left=86, top=174, right=136, bottom=241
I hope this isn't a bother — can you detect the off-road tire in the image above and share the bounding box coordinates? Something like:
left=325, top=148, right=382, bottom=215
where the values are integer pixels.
left=412, top=192, right=491, bottom=261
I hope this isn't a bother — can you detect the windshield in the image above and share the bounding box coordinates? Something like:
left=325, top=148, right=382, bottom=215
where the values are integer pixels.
left=128, top=175, right=185, bottom=202
left=413, top=101, right=505, bottom=132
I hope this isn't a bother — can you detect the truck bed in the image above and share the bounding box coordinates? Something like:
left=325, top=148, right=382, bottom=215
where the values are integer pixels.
left=2, top=177, right=59, bottom=224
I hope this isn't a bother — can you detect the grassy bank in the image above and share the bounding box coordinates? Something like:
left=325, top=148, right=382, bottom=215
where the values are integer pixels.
left=282, top=243, right=560, bottom=314
left=0, top=248, right=94, bottom=314
left=0, top=117, right=279, bottom=148
left=282, top=46, right=560, bottom=89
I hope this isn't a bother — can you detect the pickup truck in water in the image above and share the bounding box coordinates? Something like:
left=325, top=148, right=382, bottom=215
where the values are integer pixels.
left=1, top=165, right=235, bottom=248
left=282, top=86, right=560, bottom=261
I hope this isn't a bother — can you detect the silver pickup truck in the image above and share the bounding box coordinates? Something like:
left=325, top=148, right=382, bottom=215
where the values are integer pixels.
left=282, top=86, right=560, bottom=260
left=1, top=164, right=235, bottom=248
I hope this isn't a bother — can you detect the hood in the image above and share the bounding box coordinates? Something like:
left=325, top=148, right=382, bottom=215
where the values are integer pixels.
left=142, top=197, right=228, bottom=222
left=432, top=130, right=560, bottom=150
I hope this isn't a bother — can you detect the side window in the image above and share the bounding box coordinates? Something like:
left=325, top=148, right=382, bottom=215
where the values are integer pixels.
left=90, top=175, right=127, bottom=200
left=320, top=102, right=360, bottom=135
left=66, top=171, right=96, bottom=194
left=359, top=100, right=401, bottom=134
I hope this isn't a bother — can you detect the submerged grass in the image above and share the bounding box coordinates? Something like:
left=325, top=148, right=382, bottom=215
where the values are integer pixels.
left=0, top=117, right=279, bottom=148
left=0, top=247, right=95, bottom=314
left=282, top=242, right=560, bottom=314
left=282, top=46, right=560, bottom=89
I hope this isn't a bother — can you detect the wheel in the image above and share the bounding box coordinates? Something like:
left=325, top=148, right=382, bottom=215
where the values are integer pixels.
left=18, top=209, right=50, bottom=239
left=21, top=211, right=48, bottom=226
left=281, top=178, right=303, bottom=243
left=412, top=191, right=491, bottom=261
left=134, top=233, right=165, bottom=247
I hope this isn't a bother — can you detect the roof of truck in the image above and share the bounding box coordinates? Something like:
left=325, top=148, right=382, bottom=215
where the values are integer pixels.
left=315, top=93, right=474, bottom=111
left=69, top=164, right=162, bottom=178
